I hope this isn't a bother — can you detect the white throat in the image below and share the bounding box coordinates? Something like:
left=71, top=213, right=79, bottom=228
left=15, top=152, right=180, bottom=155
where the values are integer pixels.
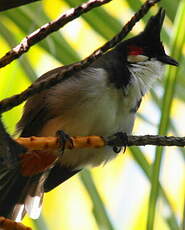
left=128, top=58, right=165, bottom=96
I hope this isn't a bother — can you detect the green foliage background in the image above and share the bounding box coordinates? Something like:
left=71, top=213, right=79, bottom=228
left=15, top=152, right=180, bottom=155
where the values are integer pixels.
left=0, top=0, right=184, bottom=229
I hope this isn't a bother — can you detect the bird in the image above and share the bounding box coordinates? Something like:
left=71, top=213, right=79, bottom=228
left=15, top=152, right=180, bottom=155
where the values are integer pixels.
left=0, top=8, right=178, bottom=221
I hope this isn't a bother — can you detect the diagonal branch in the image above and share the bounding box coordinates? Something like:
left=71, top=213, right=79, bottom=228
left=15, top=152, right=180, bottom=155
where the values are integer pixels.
left=0, top=0, right=160, bottom=114
left=0, top=0, right=112, bottom=68
left=0, top=0, right=40, bottom=12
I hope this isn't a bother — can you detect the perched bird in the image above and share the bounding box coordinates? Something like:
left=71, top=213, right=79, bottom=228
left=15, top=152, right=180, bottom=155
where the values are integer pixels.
left=0, top=8, right=178, bottom=221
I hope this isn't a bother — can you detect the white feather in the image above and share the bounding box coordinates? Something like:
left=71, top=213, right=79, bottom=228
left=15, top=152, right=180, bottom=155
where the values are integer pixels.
left=14, top=204, right=25, bottom=222
left=24, top=174, right=46, bottom=219
left=128, top=58, right=165, bottom=95
left=26, top=196, right=43, bottom=219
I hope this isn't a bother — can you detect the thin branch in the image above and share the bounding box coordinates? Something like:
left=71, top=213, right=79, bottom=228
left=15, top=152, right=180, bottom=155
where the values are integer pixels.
left=0, top=0, right=112, bottom=68
left=0, top=0, right=160, bottom=113
left=15, top=134, right=185, bottom=176
left=118, top=135, right=185, bottom=147
left=16, top=135, right=185, bottom=152
left=0, top=0, right=40, bottom=12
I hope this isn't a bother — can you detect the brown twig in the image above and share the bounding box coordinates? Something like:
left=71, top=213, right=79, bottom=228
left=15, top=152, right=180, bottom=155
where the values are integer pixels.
left=16, top=134, right=185, bottom=176
left=16, top=134, right=185, bottom=152
left=119, top=135, right=185, bottom=147
left=16, top=134, right=184, bottom=177
left=0, top=0, right=40, bottom=12
left=0, top=0, right=160, bottom=114
left=0, top=216, right=31, bottom=230
left=0, top=0, right=112, bottom=68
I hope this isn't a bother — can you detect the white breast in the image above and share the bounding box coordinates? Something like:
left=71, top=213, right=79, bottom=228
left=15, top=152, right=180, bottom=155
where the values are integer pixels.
left=128, top=58, right=165, bottom=95
left=40, top=64, right=163, bottom=168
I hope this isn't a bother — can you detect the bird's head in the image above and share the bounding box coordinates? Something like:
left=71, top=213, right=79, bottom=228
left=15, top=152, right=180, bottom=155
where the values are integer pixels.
left=116, top=8, right=178, bottom=66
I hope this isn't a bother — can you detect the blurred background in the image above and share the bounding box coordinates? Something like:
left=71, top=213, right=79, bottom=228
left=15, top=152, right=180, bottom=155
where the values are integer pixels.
left=0, top=0, right=184, bottom=229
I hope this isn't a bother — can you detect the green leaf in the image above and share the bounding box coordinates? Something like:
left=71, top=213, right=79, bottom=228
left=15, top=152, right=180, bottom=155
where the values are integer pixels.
left=32, top=215, right=50, bottom=230
left=1, top=3, right=80, bottom=64
left=0, top=21, right=37, bottom=82
left=147, top=1, right=185, bottom=229
left=64, top=0, right=122, bottom=40
left=160, top=0, right=179, bottom=21
left=130, top=147, right=180, bottom=230
left=80, top=170, right=115, bottom=230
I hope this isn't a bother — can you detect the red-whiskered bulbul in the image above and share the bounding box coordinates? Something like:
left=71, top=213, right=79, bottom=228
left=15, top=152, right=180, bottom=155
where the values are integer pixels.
left=0, top=8, right=178, bottom=221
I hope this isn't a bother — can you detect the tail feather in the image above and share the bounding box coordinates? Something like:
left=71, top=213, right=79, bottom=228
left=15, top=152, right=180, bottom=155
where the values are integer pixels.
left=0, top=119, right=46, bottom=221
left=24, top=173, right=46, bottom=220
left=11, top=204, right=26, bottom=221
left=25, top=192, right=43, bottom=220
left=11, top=180, right=44, bottom=221
left=0, top=167, right=28, bottom=219
left=0, top=165, right=47, bottom=221
left=0, top=118, right=80, bottom=220
left=0, top=118, right=29, bottom=219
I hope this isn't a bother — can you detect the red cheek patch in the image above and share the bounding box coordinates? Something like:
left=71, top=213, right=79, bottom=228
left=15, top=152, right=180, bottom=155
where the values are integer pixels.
left=128, top=45, right=144, bottom=56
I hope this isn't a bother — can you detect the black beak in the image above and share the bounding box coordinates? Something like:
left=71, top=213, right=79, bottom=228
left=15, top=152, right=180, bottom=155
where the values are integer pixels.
left=158, top=55, right=179, bottom=66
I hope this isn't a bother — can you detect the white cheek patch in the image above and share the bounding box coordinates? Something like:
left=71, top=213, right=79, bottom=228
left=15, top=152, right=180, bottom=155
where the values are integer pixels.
left=127, top=55, right=149, bottom=63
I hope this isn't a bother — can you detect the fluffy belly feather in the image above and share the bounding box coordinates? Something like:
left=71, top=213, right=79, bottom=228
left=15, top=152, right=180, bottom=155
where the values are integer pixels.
left=39, top=88, right=137, bottom=168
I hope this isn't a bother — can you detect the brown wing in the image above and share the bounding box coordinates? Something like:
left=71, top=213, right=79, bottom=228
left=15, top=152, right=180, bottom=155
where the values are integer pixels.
left=16, top=64, right=81, bottom=202
left=16, top=66, right=68, bottom=137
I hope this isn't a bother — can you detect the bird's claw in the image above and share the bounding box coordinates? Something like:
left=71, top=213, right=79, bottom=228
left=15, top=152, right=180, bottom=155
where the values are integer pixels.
left=56, top=130, right=73, bottom=156
left=106, top=132, right=128, bottom=154
left=113, top=146, right=122, bottom=153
